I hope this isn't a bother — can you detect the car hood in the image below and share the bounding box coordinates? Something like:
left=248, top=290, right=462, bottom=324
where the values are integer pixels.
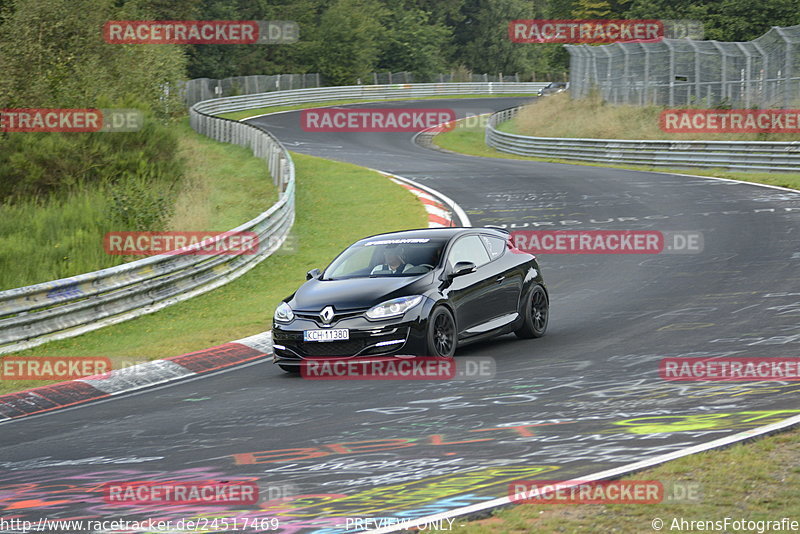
left=290, top=274, right=431, bottom=311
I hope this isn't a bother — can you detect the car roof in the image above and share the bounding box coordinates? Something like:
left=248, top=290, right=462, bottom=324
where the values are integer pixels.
left=358, top=227, right=508, bottom=243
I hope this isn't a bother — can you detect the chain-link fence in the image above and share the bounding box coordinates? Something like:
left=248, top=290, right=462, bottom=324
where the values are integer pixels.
left=182, top=72, right=524, bottom=107
left=182, top=74, right=321, bottom=107
left=566, top=25, right=800, bottom=109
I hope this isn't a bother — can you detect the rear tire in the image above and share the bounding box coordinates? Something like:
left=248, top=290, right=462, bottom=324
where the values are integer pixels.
left=515, top=285, right=548, bottom=339
left=425, top=306, right=457, bottom=358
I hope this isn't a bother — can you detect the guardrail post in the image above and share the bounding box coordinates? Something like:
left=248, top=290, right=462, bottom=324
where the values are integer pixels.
left=1, top=83, right=553, bottom=353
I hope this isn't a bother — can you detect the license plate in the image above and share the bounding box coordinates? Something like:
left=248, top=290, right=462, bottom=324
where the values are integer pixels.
left=304, top=329, right=349, bottom=342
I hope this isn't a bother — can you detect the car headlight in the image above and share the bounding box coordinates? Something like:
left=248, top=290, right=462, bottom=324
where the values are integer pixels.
left=274, top=302, right=294, bottom=323
left=366, top=295, right=423, bottom=320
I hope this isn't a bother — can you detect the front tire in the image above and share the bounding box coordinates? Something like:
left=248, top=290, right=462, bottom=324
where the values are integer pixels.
left=515, top=285, right=548, bottom=339
left=425, top=306, right=457, bottom=357
left=278, top=364, right=301, bottom=374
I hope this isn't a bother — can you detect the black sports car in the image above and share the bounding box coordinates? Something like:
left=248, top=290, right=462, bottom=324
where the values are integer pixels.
left=271, top=227, right=548, bottom=372
left=537, top=81, right=568, bottom=96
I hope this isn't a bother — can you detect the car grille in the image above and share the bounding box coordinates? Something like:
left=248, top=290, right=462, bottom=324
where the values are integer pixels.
left=300, top=339, right=368, bottom=357
left=294, top=309, right=366, bottom=326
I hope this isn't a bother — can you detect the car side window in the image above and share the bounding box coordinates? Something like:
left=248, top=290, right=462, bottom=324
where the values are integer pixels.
left=480, top=235, right=506, bottom=261
left=447, top=235, right=491, bottom=269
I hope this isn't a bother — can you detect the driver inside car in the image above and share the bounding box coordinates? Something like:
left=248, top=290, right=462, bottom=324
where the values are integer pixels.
left=370, top=246, right=413, bottom=275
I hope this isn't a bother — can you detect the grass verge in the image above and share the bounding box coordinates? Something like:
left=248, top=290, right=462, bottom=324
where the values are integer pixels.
left=0, top=120, right=277, bottom=291
left=217, top=94, right=538, bottom=121
left=432, top=99, right=800, bottom=533
left=434, top=119, right=800, bottom=191
left=0, top=151, right=426, bottom=395
left=447, top=426, right=800, bottom=533
left=509, top=93, right=800, bottom=141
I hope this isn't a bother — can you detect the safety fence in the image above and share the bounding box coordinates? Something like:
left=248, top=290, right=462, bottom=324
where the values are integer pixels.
left=566, top=24, right=800, bottom=109
left=486, top=107, right=800, bottom=172
left=0, top=82, right=541, bottom=354
left=183, top=72, right=529, bottom=107
left=193, top=82, right=545, bottom=115
left=0, top=110, right=295, bottom=355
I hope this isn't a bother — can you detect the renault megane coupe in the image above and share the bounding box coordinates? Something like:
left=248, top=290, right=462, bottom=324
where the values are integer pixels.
left=271, top=227, right=548, bottom=373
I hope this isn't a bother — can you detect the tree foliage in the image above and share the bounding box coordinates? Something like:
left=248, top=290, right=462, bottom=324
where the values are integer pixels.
left=1, top=0, right=797, bottom=205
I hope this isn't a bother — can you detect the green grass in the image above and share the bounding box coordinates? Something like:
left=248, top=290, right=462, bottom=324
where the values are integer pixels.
left=511, top=93, right=800, bottom=141
left=218, top=94, right=538, bottom=121
left=0, top=151, right=426, bottom=395
left=447, top=427, right=800, bottom=533
left=167, top=120, right=277, bottom=232
left=434, top=119, right=800, bottom=191
left=432, top=103, right=800, bottom=534
left=0, top=188, right=127, bottom=290
left=0, top=120, right=277, bottom=291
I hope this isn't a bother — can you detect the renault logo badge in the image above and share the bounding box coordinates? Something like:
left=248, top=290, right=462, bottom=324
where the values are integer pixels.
left=320, top=306, right=334, bottom=325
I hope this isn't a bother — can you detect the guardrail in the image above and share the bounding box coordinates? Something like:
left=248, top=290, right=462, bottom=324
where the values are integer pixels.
left=0, top=83, right=542, bottom=354
left=486, top=107, right=800, bottom=172
left=193, top=82, right=546, bottom=115
left=0, top=109, right=295, bottom=354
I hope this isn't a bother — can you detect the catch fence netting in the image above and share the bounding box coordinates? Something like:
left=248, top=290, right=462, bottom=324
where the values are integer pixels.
left=566, top=25, right=800, bottom=108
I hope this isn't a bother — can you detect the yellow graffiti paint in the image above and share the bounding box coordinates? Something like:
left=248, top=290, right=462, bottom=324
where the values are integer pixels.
left=614, top=410, right=800, bottom=434
left=269, top=465, right=560, bottom=517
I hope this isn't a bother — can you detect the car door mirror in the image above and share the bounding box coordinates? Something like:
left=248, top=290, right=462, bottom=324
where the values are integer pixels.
left=450, top=261, right=477, bottom=279
left=306, top=268, right=321, bottom=280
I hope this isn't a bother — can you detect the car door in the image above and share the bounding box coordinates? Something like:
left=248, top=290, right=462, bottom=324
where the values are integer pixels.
left=444, top=234, right=501, bottom=335
left=479, top=234, right=523, bottom=318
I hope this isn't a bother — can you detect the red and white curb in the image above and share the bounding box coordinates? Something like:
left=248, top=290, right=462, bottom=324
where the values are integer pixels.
left=0, top=333, right=273, bottom=423
left=375, top=169, right=471, bottom=228
left=0, top=171, right=468, bottom=423
left=391, top=179, right=454, bottom=227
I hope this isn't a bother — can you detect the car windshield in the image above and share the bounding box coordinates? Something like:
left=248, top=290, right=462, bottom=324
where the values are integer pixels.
left=323, top=238, right=447, bottom=280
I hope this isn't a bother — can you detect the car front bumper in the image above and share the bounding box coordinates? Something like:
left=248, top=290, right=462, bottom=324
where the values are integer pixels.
left=271, top=312, right=429, bottom=366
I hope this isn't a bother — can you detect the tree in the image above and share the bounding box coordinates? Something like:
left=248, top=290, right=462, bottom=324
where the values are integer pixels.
left=451, top=0, right=537, bottom=75
left=311, top=0, right=386, bottom=85
left=572, top=0, right=613, bottom=18
left=0, top=0, right=186, bottom=113
left=625, top=0, right=800, bottom=41
left=377, top=6, right=450, bottom=81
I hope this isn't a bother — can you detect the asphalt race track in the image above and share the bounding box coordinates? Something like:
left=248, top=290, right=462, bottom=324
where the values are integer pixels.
left=1, top=97, right=799, bottom=533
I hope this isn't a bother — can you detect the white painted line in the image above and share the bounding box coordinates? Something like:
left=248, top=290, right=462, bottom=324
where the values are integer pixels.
left=235, top=331, right=274, bottom=353
left=81, top=360, right=195, bottom=395
left=425, top=204, right=452, bottom=221
left=378, top=169, right=472, bottom=227
left=666, top=171, right=800, bottom=194
left=365, top=413, right=800, bottom=533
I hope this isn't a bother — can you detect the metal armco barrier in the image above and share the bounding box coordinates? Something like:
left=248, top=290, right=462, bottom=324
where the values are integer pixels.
left=486, top=107, right=800, bottom=172
left=0, top=107, right=295, bottom=354
left=191, top=82, right=546, bottom=115
left=0, top=83, right=542, bottom=354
